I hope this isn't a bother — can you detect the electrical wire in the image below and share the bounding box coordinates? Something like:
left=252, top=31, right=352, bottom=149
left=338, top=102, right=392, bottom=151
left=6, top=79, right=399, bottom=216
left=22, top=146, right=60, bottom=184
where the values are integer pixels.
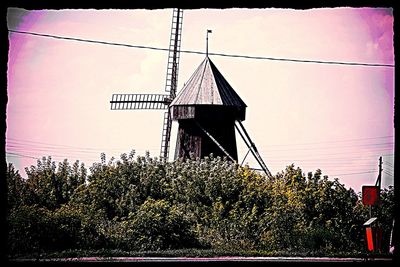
left=260, top=142, right=394, bottom=153
left=329, top=170, right=377, bottom=177
left=259, top=148, right=394, bottom=159
left=382, top=154, right=395, bottom=157
left=260, top=135, right=394, bottom=147
left=6, top=145, right=158, bottom=157
left=8, top=29, right=395, bottom=68
left=6, top=136, right=393, bottom=181
left=7, top=137, right=394, bottom=151
left=383, top=167, right=394, bottom=174
left=7, top=137, right=393, bottom=161
left=384, top=167, right=394, bottom=173
left=6, top=150, right=386, bottom=179
left=5, top=139, right=160, bottom=162
left=383, top=170, right=394, bottom=177
left=8, top=135, right=392, bottom=148
left=6, top=145, right=385, bottom=169
left=6, top=152, right=39, bottom=160
left=384, top=160, right=394, bottom=167
left=6, top=137, right=132, bottom=152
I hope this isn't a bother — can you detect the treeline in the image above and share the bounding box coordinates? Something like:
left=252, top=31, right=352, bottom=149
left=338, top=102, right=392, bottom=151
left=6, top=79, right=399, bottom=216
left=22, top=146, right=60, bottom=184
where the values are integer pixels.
left=6, top=152, right=394, bottom=257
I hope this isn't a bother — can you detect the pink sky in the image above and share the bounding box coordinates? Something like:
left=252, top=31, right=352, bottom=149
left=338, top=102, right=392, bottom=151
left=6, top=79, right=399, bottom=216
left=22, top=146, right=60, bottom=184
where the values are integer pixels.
left=6, top=8, right=394, bottom=192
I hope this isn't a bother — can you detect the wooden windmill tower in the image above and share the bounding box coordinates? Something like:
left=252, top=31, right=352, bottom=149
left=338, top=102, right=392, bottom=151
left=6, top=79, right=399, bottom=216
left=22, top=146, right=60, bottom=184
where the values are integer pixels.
left=170, top=54, right=271, bottom=177
left=110, top=8, right=183, bottom=161
left=110, top=9, right=272, bottom=177
left=170, top=55, right=245, bottom=161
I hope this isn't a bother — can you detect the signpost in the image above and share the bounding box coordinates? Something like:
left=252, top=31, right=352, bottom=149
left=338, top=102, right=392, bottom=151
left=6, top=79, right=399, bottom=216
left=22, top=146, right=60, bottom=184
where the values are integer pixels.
left=362, top=186, right=380, bottom=206
left=361, top=157, right=383, bottom=253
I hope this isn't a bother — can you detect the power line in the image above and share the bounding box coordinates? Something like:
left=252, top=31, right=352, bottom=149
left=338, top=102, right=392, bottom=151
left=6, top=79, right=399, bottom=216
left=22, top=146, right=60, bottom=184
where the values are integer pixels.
left=7, top=137, right=393, bottom=163
left=5, top=142, right=160, bottom=161
left=6, top=151, right=39, bottom=160
left=7, top=144, right=104, bottom=155
left=384, top=171, right=394, bottom=177
left=384, top=166, right=394, bottom=172
left=8, top=135, right=393, bottom=149
left=261, top=142, right=394, bottom=153
left=6, top=150, right=98, bottom=161
left=8, top=141, right=393, bottom=156
left=383, top=167, right=394, bottom=173
left=260, top=135, right=394, bottom=147
left=7, top=144, right=393, bottom=164
left=6, top=143, right=159, bottom=156
left=6, top=137, right=131, bottom=152
left=330, top=170, right=377, bottom=177
left=384, top=160, right=394, bottom=167
left=6, top=150, right=384, bottom=180
left=260, top=147, right=394, bottom=158
left=383, top=170, right=394, bottom=177
left=8, top=136, right=393, bottom=157
left=6, top=138, right=393, bottom=173
left=8, top=29, right=395, bottom=68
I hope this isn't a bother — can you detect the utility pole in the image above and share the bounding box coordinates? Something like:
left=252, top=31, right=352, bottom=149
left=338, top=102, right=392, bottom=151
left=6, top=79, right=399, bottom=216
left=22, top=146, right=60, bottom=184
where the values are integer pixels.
left=375, top=156, right=382, bottom=190
left=369, top=156, right=382, bottom=218
left=362, top=157, right=384, bottom=253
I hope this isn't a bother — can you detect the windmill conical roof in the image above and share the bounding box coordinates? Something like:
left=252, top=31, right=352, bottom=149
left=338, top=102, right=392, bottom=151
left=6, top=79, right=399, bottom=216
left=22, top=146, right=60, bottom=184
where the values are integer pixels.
left=170, top=57, right=247, bottom=108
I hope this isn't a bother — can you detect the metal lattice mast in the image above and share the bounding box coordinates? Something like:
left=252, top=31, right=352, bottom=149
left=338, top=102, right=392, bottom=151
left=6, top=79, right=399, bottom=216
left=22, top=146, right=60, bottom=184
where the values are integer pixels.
left=160, top=8, right=183, bottom=161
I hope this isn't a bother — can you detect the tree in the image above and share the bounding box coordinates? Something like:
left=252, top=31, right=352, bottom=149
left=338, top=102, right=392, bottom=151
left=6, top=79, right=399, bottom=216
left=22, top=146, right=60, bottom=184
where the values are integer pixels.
left=6, top=153, right=395, bottom=256
left=376, top=186, right=395, bottom=252
left=6, top=163, right=27, bottom=209
left=23, top=157, right=86, bottom=210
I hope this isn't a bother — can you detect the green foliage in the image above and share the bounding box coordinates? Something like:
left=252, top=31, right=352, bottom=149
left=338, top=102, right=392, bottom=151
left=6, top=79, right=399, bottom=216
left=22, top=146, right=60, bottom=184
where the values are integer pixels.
left=7, top=163, right=27, bottom=209
left=22, top=157, right=86, bottom=210
left=126, top=198, right=198, bottom=250
left=6, top=154, right=395, bottom=257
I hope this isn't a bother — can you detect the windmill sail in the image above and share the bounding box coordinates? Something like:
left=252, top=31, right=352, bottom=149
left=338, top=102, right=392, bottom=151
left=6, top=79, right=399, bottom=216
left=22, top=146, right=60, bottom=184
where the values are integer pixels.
left=110, top=94, right=171, bottom=110
left=109, top=9, right=183, bottom=161
left=160, top=8, right=183, bottom=161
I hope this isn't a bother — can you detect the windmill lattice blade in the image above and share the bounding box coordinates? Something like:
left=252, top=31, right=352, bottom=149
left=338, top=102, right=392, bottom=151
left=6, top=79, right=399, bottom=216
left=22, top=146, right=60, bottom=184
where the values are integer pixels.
left=110, top=94, right=171, bottom=110
left=160, top=8, right=183, bottom=161
left=165, top=8, right=183, bottom=98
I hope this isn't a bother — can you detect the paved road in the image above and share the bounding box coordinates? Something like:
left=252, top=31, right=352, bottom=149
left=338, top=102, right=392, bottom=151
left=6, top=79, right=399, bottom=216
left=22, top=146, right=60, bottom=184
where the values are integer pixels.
left=13, top=256, right=393, bottom=263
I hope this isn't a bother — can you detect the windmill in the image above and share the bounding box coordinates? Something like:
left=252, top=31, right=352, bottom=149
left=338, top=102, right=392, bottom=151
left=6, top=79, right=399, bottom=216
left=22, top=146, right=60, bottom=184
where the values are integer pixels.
left=110, top=8, right=183, bottom=161
left=110, top=9, right=272, bottom=177
left=169, top=55, right=272, bottom=177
